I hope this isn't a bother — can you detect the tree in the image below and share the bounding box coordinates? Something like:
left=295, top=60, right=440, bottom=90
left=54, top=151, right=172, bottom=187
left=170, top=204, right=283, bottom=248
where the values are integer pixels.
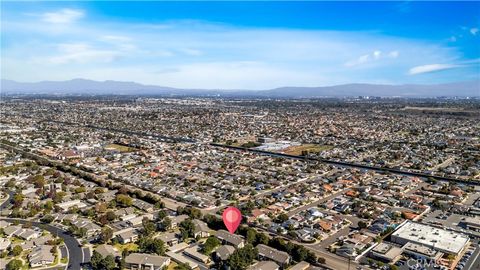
left=40, top=215, right=55, bottom=223
left=174, top=262, right=192, bottom=270
left=255, top=233, right=269, bottom=245
left=155, top=201, right=165, bottom=209
left=358, top=221, right=368, bottom=229
left=12, top=193, right=24, bottom=208
left=102, top=255, right=116, bottom=270
left=32, top=175, right=45, bottom=188
left=179, top=219, right=195, bottom=240
left=118, top=186, right=129, bottom=194
left=275, top=213, right=289, bottom=223
left=106, top=211, right=116, bottom=221
left=115, top=194, right=133, bottom=207
left=100, top=227, right=113, bottom=244
left=203, top=236, right=220, bottom=255
left=11, top=245, right=23, bottom=256
left=137, top=237, right=166, bottom=255
left=159, top=217, right=172, bottom=231
left=157, top=210, right=167, bottom=220
left=91, top=251, right=116, bottom=270
left=142, top=218, right=157, bottom=236
left=6, top=259, right=22, bottom=270
left=227, top=244, right=258, bottom=270
left=246, top=228, right=257, bottom=244
left=44, top=201, right=54, bottom=212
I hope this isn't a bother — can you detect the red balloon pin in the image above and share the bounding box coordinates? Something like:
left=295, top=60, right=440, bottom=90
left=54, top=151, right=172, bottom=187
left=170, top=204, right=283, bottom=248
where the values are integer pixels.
left=222, top=207, right=242, bottom=234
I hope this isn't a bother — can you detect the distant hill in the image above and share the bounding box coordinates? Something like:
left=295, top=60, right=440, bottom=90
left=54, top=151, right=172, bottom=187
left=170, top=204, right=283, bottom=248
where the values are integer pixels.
left=1, top=78, right=479, bottom=97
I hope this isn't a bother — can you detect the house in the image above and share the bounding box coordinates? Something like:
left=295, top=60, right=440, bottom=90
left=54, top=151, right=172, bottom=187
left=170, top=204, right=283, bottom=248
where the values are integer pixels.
left=125, top=253, right=171, bottom=270
left=158, top=232, right=179, bottom=246
left=3, top=225, right=21, bottom=237
left=170, top=215, right=189, bottom=229
left=0, top=220, right=10, bottom=228
left=115, top=207, right=136, bottom=217
left=249, top=261, right=280, bottom=270
left=95, top=244, right=121, bottom=259
left=215, top=230, right=245, bottom=248
left=58, top=150, right=82, bottom=160
left=16, top=229, right=39, bottom=241
left=133, top=200, right=154, bottom=213
left=71, top=219, right=101, bottom=237
left=29, top=245, right=55, bottom=268
left=117, top=229, right=140, bottom=244
left=336, top=243, right=357, bottom=259
left=316, top=220, right=332, bottom=232
left=57, top=200, right=87, bottom=212
left=214, top=245, right=235, bottom=261
left=289, top=261, right=310, bottom=270
left=256, top=244, right=291, bottom=267
left=184, top=246, right=210, bottom=264
left=0, top=238, right=11, bottom=251
left=165, top=251, right=199, bottom=269
left=192, top=220, right=210, bottom=238
left=167, top=242, right=188, bottom=253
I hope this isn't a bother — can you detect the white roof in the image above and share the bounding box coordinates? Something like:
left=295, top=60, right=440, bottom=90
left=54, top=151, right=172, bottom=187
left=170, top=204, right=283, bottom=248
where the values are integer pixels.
left=392, top=222, right=469, bottom=255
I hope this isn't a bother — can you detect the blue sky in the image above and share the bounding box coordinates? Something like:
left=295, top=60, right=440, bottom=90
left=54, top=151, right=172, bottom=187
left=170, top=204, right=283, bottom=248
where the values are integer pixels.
left=1, top=1, right=479, bottom=89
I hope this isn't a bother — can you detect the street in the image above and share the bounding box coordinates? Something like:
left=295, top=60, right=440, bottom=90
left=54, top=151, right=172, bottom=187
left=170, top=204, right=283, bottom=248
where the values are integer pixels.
left=0, top=218, right=84, bottom=270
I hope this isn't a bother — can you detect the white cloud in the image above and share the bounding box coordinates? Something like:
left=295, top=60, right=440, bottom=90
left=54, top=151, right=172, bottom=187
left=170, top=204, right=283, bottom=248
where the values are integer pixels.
left=48, top=43, right=119, bottom=64
left=389, top=51, right=399, bottom=58
left=41, top=9, right=84, bottom=24
left=408, top=64, right=460, bottom=75
left=470, top=28, right=479, bottom=35
left=345, top=50, right=399, bottom=67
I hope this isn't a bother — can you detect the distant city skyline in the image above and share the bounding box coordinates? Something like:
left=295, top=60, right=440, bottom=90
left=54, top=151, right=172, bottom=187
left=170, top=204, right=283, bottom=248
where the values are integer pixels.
left=1, top=1, right=479, bottom=89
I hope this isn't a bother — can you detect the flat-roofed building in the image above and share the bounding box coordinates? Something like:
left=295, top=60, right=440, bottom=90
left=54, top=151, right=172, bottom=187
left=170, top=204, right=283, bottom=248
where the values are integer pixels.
left=368, top=243, right=403, bottom=263
left=460, top=217, right=480, bottom=232
left=391, top=221, right=469, bottom=256
left=403, top=242, right=443, bottom=261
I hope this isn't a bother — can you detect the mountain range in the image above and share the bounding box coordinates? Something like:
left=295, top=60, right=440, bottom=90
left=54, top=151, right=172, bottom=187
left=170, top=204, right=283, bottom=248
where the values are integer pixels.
left=1, top=79, right=479, bottom=97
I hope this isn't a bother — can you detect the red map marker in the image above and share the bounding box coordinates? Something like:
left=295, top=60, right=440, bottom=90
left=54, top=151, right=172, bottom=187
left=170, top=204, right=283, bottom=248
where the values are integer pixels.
left=222, top=207, right=242, bottom=234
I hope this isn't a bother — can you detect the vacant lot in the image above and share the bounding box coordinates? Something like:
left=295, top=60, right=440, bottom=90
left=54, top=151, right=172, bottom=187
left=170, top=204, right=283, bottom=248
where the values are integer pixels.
left=105, top=143, right=137, bottom=153
left=283, top=144, right=333, bottom=155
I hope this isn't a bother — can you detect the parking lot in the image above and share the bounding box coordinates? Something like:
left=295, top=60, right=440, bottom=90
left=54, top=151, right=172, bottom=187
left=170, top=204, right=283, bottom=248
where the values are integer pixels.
left=422, top=210, right=480, bottom=239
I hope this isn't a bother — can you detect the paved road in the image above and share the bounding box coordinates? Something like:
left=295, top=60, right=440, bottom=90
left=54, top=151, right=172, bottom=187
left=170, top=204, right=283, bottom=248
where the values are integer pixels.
left=465, top=241, right=480, bottom=270
left=287, top=187, right=355, bottom=217
left=0, top=191, right=14, bottom=209
left=1, top=218, right=83, bottom=270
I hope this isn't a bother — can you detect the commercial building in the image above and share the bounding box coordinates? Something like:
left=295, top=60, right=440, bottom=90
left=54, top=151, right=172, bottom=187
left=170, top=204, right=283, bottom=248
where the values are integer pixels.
left=391, top=222, right=470, bottom=256
left=368, top=243, right=403, bottom=263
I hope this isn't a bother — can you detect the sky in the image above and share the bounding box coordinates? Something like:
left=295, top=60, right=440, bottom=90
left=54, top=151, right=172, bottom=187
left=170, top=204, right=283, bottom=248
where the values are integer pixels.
left=1, top=1, right=479, bottom=89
